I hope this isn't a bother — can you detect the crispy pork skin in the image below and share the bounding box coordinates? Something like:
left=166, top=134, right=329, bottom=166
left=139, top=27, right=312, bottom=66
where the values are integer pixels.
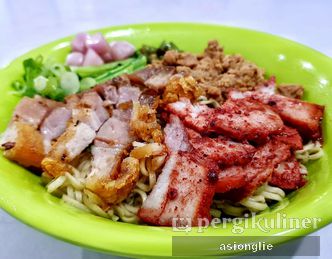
left=1, top=122, right=44, bottom=168
left=0, top=96, right=66, bottom=168
left=128, top=65, right=175, bottom=91
left=42, top=122, right=96, bottom=177
left=86, top=148, right=139, bottom=204
left=86, top=107, right=136, bottom=202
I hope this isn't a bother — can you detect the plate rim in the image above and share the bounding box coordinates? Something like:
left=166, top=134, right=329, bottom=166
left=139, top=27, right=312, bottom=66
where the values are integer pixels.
left=0, top=22, right=332, bottom=257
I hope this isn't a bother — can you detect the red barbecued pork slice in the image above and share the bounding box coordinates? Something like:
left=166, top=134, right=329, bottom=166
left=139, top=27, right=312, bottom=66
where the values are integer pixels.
left=138, top=152, right=215, bottom=226
left=186, top=128, right=256, bottom=166
left=229, top=87, right=324, bottom=141
left=166, top=98, right=283, bottom=142
left=166, top=98, right=212, bottom=132
left=215, top=165, right=247, bottom=193
left=164, top=114, right=191, bottom=153
left=210, top=98, right=284, bottom=142
left=271, top=126, right=303, bottom=150
left=217, top=140, right=291, bottom=201
left=269, top=157, right=307, bottom=190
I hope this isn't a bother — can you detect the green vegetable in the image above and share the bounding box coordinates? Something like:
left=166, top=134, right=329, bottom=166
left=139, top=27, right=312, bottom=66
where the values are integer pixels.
left=71, top=58, right=135, bottom=78
left=60, top=72, right=80, bottom=95
left=80, top=77, right=97, bottom=91
left=11, top=52, right=147, bottom=101
left=33, top=75, right=48, bottom=92
left=42, top=76, right=66, bottom=101
left=140, top=41, right=180, bottom=63
left=13, top=56, right=45, bottom=97
left=70, top=53, right=147, bottom=83
left=94, top=54, right=147, bottom=83
left=156, top=41, right=180, bottom=57
left=11, top=56, right=71, bottom=100
left=49, top=63, right=68, bottom=77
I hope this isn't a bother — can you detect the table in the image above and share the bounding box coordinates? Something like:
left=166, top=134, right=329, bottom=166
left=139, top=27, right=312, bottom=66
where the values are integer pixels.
left=0, top=0, right=331, bottom=258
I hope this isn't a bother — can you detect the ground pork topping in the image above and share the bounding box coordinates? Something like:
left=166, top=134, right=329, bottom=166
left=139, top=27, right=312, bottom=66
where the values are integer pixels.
left=277, top=84, right=304, bottom=99
left=158, top=40, right=266, bottom=103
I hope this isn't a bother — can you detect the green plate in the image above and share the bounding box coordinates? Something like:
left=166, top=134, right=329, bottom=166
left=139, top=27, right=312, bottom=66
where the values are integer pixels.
left=0, top=23, right=332, bottom=257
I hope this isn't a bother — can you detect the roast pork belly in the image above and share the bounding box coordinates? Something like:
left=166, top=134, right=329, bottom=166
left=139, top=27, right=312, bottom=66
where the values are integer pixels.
left=166, top=98, right=283, bottom=142
left=86, top=108, right=137, bottom=202
left=0, top=122, right=45, bottom=168
left=40, top=107, right=72, bottom=142
left=42, top=81, right=140, bottom=182
left=46, top=122, right=96, bottom=163
left=229, top=86, right=324, bottom=141
left=116, top=86, right=141, bottom=107
left=1, top=96, right=66, bottom=168
left=72, top=91, right=110, bottom=131
left=93, top=79, right=141, bottom=106
left=94, top=83, right=119, bottom=104
left=94, top=116, right=132, bottom=147
left=85, top=145, right=124, bottom=201
left=11, top=96, right=61, bottom=128
left=87, top=109, right=133, bottom=186
left=139, top=152, right=215, bottom=226
left=128, top=65, right=175, bottom=91
left=45, top=91, right=109, bottom=159
left=41, top=92, right=109, bottom=177
left=12, top=97, right=49, bottom=128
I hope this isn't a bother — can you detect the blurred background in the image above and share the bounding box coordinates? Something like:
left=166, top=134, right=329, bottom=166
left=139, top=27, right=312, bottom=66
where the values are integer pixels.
left=1, top=0, right=331, bottom=258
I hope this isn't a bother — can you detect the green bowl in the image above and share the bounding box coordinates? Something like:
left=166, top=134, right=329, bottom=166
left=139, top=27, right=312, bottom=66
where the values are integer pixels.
left=0, top=23, right=332, bottom=257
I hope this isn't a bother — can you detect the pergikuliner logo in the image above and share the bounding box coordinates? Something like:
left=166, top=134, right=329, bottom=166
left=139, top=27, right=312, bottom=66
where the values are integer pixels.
left=172, top=212, right=322, bottom=234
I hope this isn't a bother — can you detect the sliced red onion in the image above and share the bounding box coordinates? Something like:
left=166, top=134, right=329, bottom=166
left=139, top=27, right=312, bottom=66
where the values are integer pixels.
left=101, top=51, right=113, bottom=62
left=71, top=33, right=88, bottom=53
left=66, top=52, right=84, bottom=66
left=82, top=48, right=104, bottom=66
left=86, top=32, right=111, bottom=56
left=109, top=41, right=136, bottom=61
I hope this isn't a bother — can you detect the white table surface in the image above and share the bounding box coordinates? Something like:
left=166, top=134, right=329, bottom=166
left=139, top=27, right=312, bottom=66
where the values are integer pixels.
left=0, top=0, right=331, bottom=258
